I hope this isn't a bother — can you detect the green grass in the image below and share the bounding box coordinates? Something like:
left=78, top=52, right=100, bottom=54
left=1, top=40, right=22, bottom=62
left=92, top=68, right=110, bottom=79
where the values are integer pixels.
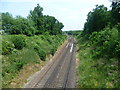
left=77, top=40, right=119, bottom=88
left=77, top=47, right=105, bottom=88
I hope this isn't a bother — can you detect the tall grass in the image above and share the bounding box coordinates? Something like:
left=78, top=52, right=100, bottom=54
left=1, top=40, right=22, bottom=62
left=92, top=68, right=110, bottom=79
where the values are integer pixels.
left=77, top=46, right=107, bottom=88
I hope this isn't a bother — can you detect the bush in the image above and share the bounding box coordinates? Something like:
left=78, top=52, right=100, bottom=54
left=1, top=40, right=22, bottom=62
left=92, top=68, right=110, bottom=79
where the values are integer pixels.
left=38, top=49, right=46, bottom=60
left=50, top=48, right=56, bottom=56
left=2, top=40, right=14, bottom=55
left=15, top=59, right=24, bottom=71
left=34, top=45, right=46, bottom=60
left=11, top=35, right=26, bottom=50
left=89, top=27, right=119, bottom=59
left=2, top=59, right=24, bottom=78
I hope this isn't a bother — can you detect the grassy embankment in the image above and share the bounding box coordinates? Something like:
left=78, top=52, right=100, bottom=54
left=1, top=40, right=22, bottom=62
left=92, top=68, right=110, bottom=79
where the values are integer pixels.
left=2, top=35, right=66, bottom=88
left=76, top=27, right=119, bottom=88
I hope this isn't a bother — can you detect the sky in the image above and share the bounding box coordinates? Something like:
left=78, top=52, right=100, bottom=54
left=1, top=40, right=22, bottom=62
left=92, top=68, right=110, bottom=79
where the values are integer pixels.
left=0, top=0, right=112, bottom=31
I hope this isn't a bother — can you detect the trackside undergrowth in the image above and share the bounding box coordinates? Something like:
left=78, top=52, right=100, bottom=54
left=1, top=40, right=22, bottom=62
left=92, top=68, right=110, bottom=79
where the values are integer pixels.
left=2, top=35, right=66, bottom=88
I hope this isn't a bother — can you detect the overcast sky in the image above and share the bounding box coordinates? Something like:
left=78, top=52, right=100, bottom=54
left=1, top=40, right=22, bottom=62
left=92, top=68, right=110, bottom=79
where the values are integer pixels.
left=0, top=0, right=111, bottom=31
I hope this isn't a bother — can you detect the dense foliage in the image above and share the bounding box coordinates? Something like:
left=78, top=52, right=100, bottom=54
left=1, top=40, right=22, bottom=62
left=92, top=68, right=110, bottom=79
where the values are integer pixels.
left=2, top=13, right=36, bottom=36
left=1, top=4, right=64, bottom=35
left=83, top=5, right=110, bottom=35
left=2, top=35, right=66, bottom=87
left=89, top=26, right=119, bottom=59
left=77, top=1, right=120, bottom=88
left=82, top=2, right=120, bottom=37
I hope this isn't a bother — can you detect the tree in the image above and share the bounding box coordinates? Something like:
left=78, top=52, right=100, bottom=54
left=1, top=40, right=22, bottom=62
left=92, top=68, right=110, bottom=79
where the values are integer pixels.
left=2, top=4, right=64, bottom=35
left=42, top=15, right=63, bottom=35
left=11, top=16, right=36, bottom=36
left=28, top=4, right=44, bottom=34
left=53, top=21, right=63, bottom=35
left=2, top=13, right=36, bottom=36
left=28, top=4, right=64, bottom=35
left=111, top=1, right=120, bottom=25
left=2, top=12, right=15, bottom=34
left=83, top=5, right=110, bottom=36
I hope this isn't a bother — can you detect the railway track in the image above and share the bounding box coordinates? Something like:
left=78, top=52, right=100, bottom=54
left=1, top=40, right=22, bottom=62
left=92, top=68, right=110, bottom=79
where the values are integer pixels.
left=24, top=36, right=76, bottom=88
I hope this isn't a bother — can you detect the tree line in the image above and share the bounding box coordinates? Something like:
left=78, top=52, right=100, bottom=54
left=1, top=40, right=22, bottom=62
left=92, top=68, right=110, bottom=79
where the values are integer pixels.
left=1, top=4, right=64, bottom=36
left=82, top=1, right=120, bottom=37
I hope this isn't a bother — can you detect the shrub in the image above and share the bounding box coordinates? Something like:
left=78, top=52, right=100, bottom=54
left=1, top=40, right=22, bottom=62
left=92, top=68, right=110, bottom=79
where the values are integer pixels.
left=2, top=40, right=14, bottom=55
left=38, top=49, right=46, bottom=60
left=15, top=59, right=24, bottom=71
left=11, top=35, right=26, bottom=50
left=89, top=27, right=119, bottom=59
left=116, top=41, right=120, bottom=58
left=50, top=48, right=56, bottom=56
left=34, top=45, right=46, bottom=61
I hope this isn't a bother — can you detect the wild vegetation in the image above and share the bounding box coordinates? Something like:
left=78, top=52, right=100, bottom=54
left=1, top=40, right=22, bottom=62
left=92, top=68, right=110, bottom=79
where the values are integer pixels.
left=77, top=1, right=120, bottom=88
left=1, top=4, right=66, bottom=88
left=2, top=35, right=66, bottom=87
